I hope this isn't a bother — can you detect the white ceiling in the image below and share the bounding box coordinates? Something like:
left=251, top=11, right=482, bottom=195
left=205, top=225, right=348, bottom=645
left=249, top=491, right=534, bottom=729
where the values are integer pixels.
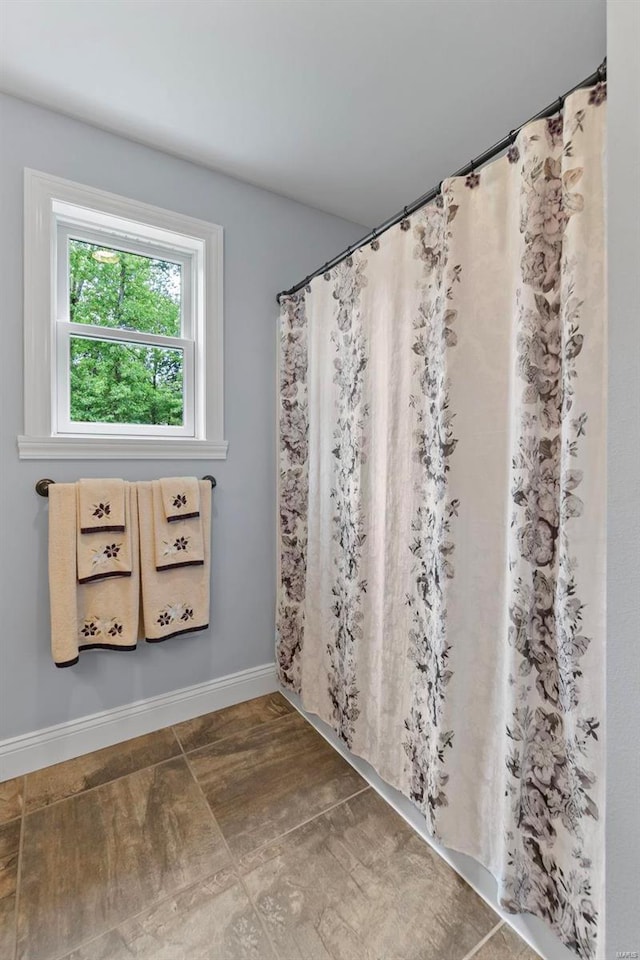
left=0, top=0, right=606, bottom=227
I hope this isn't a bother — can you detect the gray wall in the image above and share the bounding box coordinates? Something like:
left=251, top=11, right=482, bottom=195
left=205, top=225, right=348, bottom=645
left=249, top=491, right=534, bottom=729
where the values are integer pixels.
left=606, top=2, right=640, bottom=958
left=0, top=93, right=365, bottom=739
left=2, top=32, right=637, bottom=954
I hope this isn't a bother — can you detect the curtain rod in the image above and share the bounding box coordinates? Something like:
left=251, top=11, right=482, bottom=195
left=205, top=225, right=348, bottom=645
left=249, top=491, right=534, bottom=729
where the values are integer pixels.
left=277, top=57, right=606, bottom=304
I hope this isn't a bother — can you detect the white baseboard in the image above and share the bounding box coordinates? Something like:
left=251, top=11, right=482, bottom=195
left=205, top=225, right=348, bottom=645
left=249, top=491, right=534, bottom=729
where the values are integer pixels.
left=0, top=662, right=278, bottom=781
left=282, top=689, right=577, bottom=960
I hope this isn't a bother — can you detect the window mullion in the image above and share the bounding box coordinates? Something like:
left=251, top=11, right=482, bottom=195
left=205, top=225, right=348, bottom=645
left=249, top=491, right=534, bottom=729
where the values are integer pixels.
left=59, top=320, right=192, bottom=351
left=55, top=322, right=71, bottom=434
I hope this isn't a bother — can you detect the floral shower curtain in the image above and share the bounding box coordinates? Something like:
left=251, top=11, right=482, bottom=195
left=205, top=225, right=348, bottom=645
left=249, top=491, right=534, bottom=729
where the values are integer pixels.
left=277, top=83, right=606, bottom=959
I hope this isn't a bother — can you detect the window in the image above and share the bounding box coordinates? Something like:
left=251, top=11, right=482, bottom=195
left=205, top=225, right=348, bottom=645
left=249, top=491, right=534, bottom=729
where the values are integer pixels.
left=20, top=170, right=226, bottom=459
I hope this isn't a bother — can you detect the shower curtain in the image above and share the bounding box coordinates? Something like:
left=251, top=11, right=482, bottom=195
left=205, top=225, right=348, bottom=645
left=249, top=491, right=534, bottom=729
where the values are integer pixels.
left=277, top=83, right=606, bottom=960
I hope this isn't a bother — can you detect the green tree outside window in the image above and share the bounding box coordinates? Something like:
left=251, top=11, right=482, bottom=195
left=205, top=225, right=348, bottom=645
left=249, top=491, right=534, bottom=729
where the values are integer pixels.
left=68, top=240, right=184, bottom=425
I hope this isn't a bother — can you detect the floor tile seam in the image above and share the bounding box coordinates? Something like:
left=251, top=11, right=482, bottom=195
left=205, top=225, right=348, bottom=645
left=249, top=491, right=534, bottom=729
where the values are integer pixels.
left=12, top=778, right=26, bottom=960
left=175, top=709, right=297, bottom=757
left=0, top=813, right=23, bottom=828
left=12, top=700, right=292, bottom=813
left=236, top=784, right=373, bottom=866
left=176, top=722, right=370, bottom=859
left=459, top=919, right=505, bottom=960
left=169, top=724, right=184, bottom=753
left=179, top=748, right=283, bottom=960
left=17, top=752, right=227, bottom=960
left=34, top=864, right=242, bottom=960
left=21, top=749, right=184, bottom=818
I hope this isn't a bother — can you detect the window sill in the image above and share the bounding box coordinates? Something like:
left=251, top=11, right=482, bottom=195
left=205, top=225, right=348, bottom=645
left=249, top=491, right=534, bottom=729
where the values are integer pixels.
left=17, top=435, right=229, bottom=460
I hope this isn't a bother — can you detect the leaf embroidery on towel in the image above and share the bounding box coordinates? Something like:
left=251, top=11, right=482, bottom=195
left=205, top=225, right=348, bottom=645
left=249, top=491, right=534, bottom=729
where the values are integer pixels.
left=156, top=603, right=194, bottom=628
left=162, top=537, right=190, bottom=557
left=172, top=493, right=188, bottom=509
left=79, top=618, right=122, bottom=640
left=91, top=543, right=122, bottom=567
left=92, top=502, right=111, bottom=519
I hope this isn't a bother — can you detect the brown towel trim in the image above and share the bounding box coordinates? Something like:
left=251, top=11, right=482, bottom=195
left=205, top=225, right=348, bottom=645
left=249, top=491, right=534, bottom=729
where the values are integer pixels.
left=55, top=643, right=137, bottom=667
left=55, top=656, right=80, bottom=668
left=145, top=624, right=208, bottom=643
left=77, top=571, right=133, bottom=585
left=166, top=511, right=200, bottom=523
left=79, top=642, right=137, bottom=653
left=154, top=560, right=204, bottom=572
left=80, top=524, right=126, bottom=534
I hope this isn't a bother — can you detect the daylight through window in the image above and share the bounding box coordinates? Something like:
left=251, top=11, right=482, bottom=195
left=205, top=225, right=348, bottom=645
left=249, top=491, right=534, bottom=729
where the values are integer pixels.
left=21, top=171, right=226, bottom=459
left=68, top=241, right=184, bottom=426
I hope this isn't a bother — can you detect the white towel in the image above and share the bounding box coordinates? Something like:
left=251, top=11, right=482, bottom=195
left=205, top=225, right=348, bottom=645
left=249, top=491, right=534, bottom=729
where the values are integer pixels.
left=77, top=478, right=125, bottom=533
left=49, top=483, right=140, bottom=667
left=153, top=481, right=204, bottom=571
left=138, top=480, right=210, bottom=643
left=159, top=477, right=201, bottom=522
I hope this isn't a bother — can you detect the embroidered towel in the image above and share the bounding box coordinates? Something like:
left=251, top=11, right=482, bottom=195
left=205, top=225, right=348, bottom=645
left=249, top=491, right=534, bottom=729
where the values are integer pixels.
left=77, top=478, right=125, bottom=533
left=159, top=477, right=200, bottom=522
left=138, top=479, right=210, bottom=642
left=153, top=481, right=204, bottom=571
left=49, top=482, right=140, bottom=667
left=76, top=483, right=133, bottom=584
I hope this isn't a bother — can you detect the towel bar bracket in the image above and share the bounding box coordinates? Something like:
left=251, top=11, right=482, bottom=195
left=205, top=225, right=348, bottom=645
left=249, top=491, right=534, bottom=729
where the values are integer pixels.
left=35, top=478, right=55, bottom=498
left=35, top=476, right=217, bottom=497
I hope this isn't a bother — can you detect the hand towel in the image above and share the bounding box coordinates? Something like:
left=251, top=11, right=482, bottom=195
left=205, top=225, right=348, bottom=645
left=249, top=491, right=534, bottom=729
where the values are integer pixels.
left=138, top=479, right=210, bottom=643
left=153, top=481, right=204, bottom=571
left=49, top=482, right=140, bottom=667
left=76, top=484, right=133, bottom=584
left=159, top=477, right=200, bottom=522
left=77, top=478, right=125, bottom=533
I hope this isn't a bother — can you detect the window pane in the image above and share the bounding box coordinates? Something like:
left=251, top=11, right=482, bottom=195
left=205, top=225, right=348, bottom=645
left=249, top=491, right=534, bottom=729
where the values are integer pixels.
left=68, top=239, right=181, bottom=336
left=70, top=337, right=184, bottom=426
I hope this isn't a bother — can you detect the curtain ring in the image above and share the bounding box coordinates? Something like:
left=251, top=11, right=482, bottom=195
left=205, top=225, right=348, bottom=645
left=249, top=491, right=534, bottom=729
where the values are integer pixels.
left=400, top=206, right=410, bottom=232
left=370, top=229, right=380, bottom=252
left=323, top=263, right=331, bottom=280
left=507, top=130, right=520, bottom=163
left=345, top=246, right=353, bottom=267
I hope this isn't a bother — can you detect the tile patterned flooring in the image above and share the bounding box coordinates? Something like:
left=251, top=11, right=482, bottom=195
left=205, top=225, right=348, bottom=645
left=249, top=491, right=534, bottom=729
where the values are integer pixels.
left=0, top=693, right=541, bottom=960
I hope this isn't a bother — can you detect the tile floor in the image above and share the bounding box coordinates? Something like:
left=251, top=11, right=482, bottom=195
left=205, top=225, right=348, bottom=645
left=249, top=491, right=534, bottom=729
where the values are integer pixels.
left=0, top=693, right=541, bottom=960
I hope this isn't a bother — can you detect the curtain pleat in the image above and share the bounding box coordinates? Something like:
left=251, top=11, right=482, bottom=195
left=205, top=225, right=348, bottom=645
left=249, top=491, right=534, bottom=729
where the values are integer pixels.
left=277, top=83, right=606, bottom=959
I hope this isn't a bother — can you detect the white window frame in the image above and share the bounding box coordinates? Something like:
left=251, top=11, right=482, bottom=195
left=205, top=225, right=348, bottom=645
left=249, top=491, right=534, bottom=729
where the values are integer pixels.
left=19, top=169, right=227, bottom=459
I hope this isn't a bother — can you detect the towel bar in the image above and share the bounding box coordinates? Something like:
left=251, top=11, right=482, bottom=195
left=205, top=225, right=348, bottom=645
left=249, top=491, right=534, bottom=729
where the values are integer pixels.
left=35, top=476, right=217, bottom=497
